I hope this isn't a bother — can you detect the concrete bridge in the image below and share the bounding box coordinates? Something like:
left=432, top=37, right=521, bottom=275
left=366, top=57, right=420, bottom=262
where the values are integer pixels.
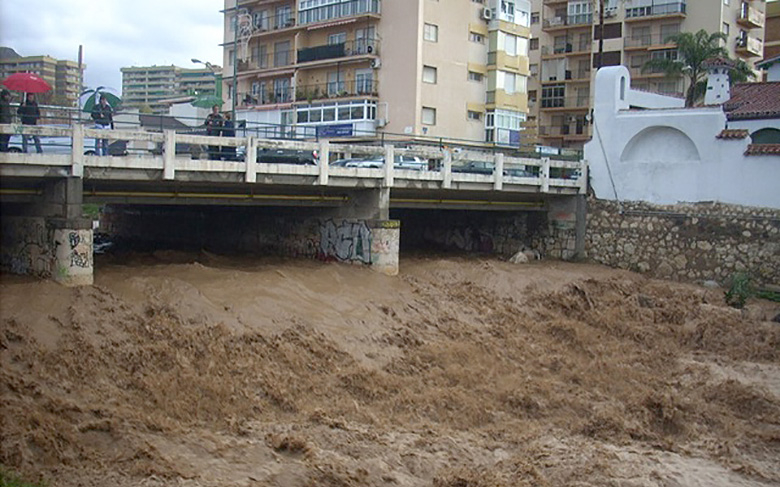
left=0, top=124, right=587, bottom=285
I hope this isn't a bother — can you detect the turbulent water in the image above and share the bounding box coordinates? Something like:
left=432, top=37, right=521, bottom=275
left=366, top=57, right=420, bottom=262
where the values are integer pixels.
left=1, top=252, right=779, bottom=486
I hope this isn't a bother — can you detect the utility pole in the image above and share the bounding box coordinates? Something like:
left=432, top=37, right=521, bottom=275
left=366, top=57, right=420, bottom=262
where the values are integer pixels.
left=232, top=7, right=239, bottom=121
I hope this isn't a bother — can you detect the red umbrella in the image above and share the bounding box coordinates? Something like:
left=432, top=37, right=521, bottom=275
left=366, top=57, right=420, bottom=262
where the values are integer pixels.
left=2, top=72, right=52, bottom=93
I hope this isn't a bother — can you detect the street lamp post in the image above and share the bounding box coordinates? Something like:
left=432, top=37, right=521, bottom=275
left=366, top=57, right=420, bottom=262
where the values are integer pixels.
left=191, top=58, right=223, bottom=101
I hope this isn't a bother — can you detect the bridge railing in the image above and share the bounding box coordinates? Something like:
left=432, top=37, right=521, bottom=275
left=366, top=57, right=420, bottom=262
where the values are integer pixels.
left=0, top=123, right=587, bottom=194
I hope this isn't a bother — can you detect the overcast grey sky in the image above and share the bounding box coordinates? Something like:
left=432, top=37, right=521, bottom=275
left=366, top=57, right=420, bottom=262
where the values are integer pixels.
left=0, top=0, right=224, bottom=92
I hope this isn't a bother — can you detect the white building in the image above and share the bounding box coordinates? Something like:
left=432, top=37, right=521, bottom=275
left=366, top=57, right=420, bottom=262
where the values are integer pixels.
left=584, top=66, right=780, bottom=209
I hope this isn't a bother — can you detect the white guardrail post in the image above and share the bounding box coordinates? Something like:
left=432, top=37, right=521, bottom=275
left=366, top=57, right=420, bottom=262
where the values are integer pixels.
left=383, top=144, right=394, bottom=187
left=442, top=149, right=452, bottom=189
left=71, top=124, right=84, bottom=178
left=541, top=157, right=550, bottom=193
left=494, top=152, right=504, bottom=191
left=163, top=129, right=176, bottom=180
left=245, top=136, right=257, bottom=183
left=318, top=139, right=329, bottom=185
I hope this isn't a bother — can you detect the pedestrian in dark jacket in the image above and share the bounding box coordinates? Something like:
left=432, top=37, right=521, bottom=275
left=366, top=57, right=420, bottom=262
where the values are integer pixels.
left=221, top=111, right=236, bottom=160
left=0, top=89, right=11, bottom=152
left=204, top=104, right=223, bottom=160
left=91, top=95, right=114, bottom=156
left=17, top=93, right=42, bottom=153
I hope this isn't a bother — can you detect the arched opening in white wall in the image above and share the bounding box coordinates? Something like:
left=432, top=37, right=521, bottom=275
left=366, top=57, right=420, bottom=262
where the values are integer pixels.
left=620, top=126, right=701, bottom=164
left=751, top=128, right=780, bottom=145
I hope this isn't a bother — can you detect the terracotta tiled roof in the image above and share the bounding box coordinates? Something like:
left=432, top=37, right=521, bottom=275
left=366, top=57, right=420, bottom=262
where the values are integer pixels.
left=703, top=57, right=735, bottom=69
left=716, top=129, right=749, bottom=139
left=744, top=144, right=780, bottom=156
left=724, top=82, right=780, bottom=120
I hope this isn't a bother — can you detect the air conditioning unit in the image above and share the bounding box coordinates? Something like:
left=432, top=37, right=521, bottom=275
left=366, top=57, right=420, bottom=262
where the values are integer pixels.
left=376, top=118, right=387, bottom=127
left=371, top=58, right=382, bottom=69
left=481, top=7, right=494, bottom=21
left=604, top=9, right=616, bottom=18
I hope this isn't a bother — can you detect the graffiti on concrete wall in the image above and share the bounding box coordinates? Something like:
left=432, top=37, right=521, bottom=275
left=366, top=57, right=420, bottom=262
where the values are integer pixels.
left=0, top=217, right=52, bottom=277
left=66, top=231, right=92, bottom=268
left=319, top=219, right=372, bottom=263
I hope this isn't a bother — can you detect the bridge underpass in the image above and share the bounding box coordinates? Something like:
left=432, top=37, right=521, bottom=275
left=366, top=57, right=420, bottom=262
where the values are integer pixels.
left=0, top=124, right=587, bottom=285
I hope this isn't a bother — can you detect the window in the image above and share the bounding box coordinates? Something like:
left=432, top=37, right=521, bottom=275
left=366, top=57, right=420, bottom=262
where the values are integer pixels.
left=529, top=63, right=539, bottom=77
left=469, top=32, right=485, bottom=43
left=273, top=77, right=291, bottom=102
left=328, top=32, right=347, bottom=45
left=530, top=38, right=539, bottom=50
left=276, top=5, right=292, bottom=28
left=327, top=71, right=345, bottom=95
left=499, top=32, right=527, bottom=56
left=355, top=69, right=373, bottom=94
left=497, top=71, right=527, bottom=94
left=531, top=12, right=539, bottom=24
left=722, top=22, right=730, bottom=37
left=423, top=65, right=438, bottom=84
left=660, top=23, right=680, bottom=42
left=422, top=107, right=436, bottom=125
left=467, top=110, right=482, bottom=121
left=468, top=71, right=484, bottom=82
left=424, top=23, right=438, bottom=42
left=274, top=41, right=290, bottom=67
left=541, top=84, right=565, bottom=108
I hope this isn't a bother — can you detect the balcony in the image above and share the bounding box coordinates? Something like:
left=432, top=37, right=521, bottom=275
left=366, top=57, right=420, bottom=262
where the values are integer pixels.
left=542, top=13, right=593, bottom=30
left=541, top=41, right=591, bottom=57
left=297, top=39, right=379, bottom=64
left=239, top=86, right=294, bottom=107
left=294, top=80, right=378, bottom=102
left=298, top=0, right=380, bottom=26
left=249, top=10, right=297, bottom=33
left=625, top=2, right=686, bottom=21
left=737, top=4, right=764, bottom=29
left=624, top=34, right=678, bottom=50
left=735, top=36, right=763, bottom=57
left=238, top=50, right=295, bottom=72
left=539, top=96, right=590, bottom=110
left=539, top=124, right=591, bottom=139
left=541, top=69, right=591, bottom=83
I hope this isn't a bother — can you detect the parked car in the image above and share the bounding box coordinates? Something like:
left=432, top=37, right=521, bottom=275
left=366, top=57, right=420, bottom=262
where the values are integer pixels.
left=331, top=155, right=428, bottom=171
left=7, top=133, right=127, bottom=156
left=258, top=147, right=318, bottom=165
left=452, top=160, right=538, bottom=178
left=452, top=160, right=495, bottom=175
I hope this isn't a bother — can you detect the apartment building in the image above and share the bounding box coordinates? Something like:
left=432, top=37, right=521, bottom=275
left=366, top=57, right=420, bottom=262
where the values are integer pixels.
left=222, top=0, right=532, bottom=147
left=764, top=1, right=779, bottom=60
left=0, top=51, right=84, bottom=107
left=121, top=65, right=221, bottom=113
left=528, top=0, right=767, bottom=149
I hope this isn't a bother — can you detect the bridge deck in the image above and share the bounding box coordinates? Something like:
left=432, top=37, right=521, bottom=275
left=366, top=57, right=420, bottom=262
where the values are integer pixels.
left=0, top=124, right=586, bottom=209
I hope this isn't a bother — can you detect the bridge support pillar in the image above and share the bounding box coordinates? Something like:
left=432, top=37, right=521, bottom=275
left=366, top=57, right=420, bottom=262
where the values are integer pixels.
left=40, top=178, right=94, bottom=286
left=0, top=178, right=94, bottom=286
left=321, top=188, right=399, bottom=275
left=546, top=195, right=586, bottom=261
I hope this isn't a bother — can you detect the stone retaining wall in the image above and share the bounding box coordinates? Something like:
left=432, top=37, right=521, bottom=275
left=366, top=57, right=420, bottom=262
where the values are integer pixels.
left=586, top=198, right=780, bottom=286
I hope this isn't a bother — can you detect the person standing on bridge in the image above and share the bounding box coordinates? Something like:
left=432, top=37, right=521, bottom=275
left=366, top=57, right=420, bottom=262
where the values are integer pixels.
left=91, top=95, right=114, bottom=156
left=220, top=111, right=236, bottom=161
left=0, top=89, right=11, bottom=152
left=204, top=104, right=223, bottom=160
left=17, top=93, right=42, bottom=154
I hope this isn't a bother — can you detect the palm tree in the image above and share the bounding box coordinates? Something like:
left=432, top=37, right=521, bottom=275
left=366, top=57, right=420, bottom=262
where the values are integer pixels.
left=642, top=29, right=753, bottom=107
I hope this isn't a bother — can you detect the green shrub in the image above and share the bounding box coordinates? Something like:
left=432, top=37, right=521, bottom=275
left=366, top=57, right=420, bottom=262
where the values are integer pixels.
left=0, top=467, right=47, bottom=487
left=724, top=272, right=754, bottom=309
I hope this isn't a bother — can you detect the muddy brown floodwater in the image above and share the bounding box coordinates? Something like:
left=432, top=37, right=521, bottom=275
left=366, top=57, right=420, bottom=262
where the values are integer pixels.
left=1, top=252, right=779, bottom=486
